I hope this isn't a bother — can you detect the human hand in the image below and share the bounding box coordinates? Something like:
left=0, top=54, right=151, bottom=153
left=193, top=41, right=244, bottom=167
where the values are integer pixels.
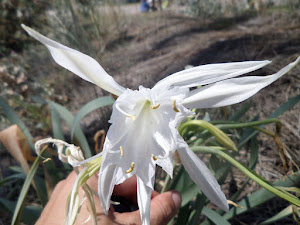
left=36, top=171, right=181, bottom=225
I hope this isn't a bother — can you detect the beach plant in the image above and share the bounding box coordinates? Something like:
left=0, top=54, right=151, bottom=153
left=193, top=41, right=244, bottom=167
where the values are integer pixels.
left=18, top=25, right=300, bottom=225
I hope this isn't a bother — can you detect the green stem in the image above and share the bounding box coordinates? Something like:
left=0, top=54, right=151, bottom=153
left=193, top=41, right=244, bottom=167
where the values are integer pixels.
left=180, top=118, right=281, bottom=134
left=212, top=118, right=281, bottom=129
left=178, top=120, right=237, bottom=151
left=192, top=146, right=300, bottom=207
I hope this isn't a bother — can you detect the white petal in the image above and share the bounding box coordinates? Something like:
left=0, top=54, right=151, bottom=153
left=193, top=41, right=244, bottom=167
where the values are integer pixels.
left=154, top=60, right=271, bottom=89
left=182, top=56, right=300, bottom=108
left=98, top=164, right=117, bottom=214
left=137, top=175, right=154, bottom=225
left=177, top=140, right=228, bottom=212
left=21, top=24, right=125, bottom=96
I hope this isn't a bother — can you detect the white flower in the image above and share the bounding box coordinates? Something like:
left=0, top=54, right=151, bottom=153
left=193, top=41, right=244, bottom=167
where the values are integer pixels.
left=35, top=138, right=85, bottom=166
left=22, top=24, right=300, bottom=225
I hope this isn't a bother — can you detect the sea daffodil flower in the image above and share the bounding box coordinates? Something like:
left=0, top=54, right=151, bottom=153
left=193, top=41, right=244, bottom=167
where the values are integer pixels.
left=22, top=24, right=300, bottom=225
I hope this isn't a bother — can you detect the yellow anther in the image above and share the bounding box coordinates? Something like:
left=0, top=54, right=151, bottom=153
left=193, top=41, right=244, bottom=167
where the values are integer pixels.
left=152, top=154, right=157, bottom=161
left=66, top=148, right=71, bottom=156
left=125, top=162, right=135, bottom=173
left=172, top=99, right=180, bottom=112
left=128, top=115, right=136, bottom=121
left=152, top=104, right=160, bottom=109
left=43, top=158, right=52, bottom=163
left=120, top=146, right=124, bottom=157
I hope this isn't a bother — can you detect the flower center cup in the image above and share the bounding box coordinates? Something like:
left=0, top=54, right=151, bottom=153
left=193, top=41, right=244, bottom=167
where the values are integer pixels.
left=100, top=85, right=192, bottom=188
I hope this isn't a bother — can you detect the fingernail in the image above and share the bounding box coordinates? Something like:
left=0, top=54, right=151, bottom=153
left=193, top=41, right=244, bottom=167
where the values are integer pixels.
left=172, top=192, right=181, bottom=209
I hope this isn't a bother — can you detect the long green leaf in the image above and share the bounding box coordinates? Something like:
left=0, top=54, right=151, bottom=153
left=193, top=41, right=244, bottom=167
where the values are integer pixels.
left=169, top=166, right=200, bottom=206
left=173, top=203, right=191, bottom=225
left=49, top=103, right=65, bottom=140
left=197, top=147, right=300, bottom=207
left=223, top=173, right=300, bottom=220
left=239, top=94, right=300, bottom=147
left=0, top=97, right=34, bottom=149
left=260, top=205, right=293, bottom=225
left=49, top=101, right=91, bottom=158
left=0, top=198, right=42, bottom=225
left=269, top=94, right=300, bottom=118
left=202, top=207, right=231, bottom=225
left=71, top=96, right=114, bottom=139
left=187, top=194, right=206, bottom=225
left=0, top=173, right=26, bottom=186
left=229, top=103, right=251, bottom=121
left=11, top=147, right=47, bottom=225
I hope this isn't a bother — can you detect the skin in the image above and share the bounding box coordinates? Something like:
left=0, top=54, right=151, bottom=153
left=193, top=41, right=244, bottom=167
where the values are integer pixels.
left=36, top=171, right=182, bottom=225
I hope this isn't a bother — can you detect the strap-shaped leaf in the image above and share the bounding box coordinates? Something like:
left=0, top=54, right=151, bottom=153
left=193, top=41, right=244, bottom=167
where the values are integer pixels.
left=71, top=96, right=114, bottom=139
left=48, top=101, right=91, bottom=158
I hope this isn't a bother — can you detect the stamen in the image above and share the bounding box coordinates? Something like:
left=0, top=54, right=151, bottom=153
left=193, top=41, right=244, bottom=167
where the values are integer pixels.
left=152, top=154, right=157, bottom=161
left=43, top=158, right=52, bottom=163
left=66, top=148, right=71, bottom=156
left=172, top=99, right=180, bottom=112
left=125, top=162, right=135, bottom=173
left=120, top=146, right=124, bottom=157
left=152, top=104, right=160, bottom=109
left=116, top=104, right=136, bottom=121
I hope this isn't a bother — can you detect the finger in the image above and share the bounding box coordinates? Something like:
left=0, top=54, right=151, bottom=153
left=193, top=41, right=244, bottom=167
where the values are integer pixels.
left=113, top=176, right=137, bottom=196
left=149, top=191, right=181, bottom=225
left=114, top=191, right=181, bottom=225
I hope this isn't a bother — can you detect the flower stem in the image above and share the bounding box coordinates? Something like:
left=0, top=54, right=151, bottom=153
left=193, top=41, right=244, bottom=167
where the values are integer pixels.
left=192, top=146, right=300, bottom=207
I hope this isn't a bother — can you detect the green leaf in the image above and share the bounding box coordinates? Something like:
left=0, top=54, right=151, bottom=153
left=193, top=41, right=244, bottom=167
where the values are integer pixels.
left=0, top=173, right=26, bottom=186
left=169, top=166, right=200, bottom=206
left=276, top=186, right=300, bottom=195
left=0, top=97, right=34, bottom=149
left=223, top=171, right=300, bottom=220
left=193, top=147, right=300, bottom=208
left=181, top=184, right=201, bottom=206
left=229, top=103, right=251, bottom=121
left=187, top=194, right=206, bottom=225
left=249, top=135, right=258, bottom=169
left=260, top=205, right=293, bottom=225
left=0, top=198, right=42, bottom=225
left=202, top=207, right=231, bottom=225
left=48, top=101, right=92, bottom=158
left=11, top=147, right=47, bottom=225
left=173, top=203, right=191, bottom=225
left=49, top=103, right=65, bottom=140
left=269, top=94, right=300, bottom=118
left=71, top=96, right=114, bottom=139
left=239, top=94, right=300, bottom=147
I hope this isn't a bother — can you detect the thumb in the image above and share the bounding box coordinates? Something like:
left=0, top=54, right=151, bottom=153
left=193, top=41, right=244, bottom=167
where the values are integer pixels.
left=150, top=191, right=181, bottom=225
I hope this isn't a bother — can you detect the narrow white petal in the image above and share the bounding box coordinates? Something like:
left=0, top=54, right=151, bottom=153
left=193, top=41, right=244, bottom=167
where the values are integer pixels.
left=182, top=56, right=300, bottom=108
left=137, top=176, right=154, bottom=225
left=177, top=143, right=229, bottom=212
left=21, top=24, right=125, bottom=96
left=154, top=60, right=271, bottom=89
left=98, top=164, right=117, bottom=214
